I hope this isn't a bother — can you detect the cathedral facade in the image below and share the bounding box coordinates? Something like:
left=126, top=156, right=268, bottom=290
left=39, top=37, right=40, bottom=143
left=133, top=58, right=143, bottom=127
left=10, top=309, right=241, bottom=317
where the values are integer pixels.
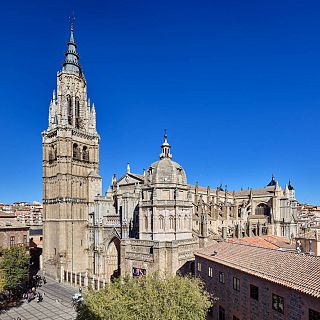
left=42, top=26, right=298, bottom=280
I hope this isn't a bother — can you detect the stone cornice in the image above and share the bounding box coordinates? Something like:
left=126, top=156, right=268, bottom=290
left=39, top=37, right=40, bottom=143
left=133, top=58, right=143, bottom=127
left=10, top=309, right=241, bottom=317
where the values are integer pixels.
left=43, top=126, right=99, bottom=141
left=43, top=197, right=87, bottom=204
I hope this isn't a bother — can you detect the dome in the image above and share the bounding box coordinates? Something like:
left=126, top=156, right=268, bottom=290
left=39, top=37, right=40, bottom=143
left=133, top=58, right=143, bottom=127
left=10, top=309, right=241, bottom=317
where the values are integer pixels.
left=145, top=132, right=187, bottom=185
left=147, top=158, right=187, bottom=185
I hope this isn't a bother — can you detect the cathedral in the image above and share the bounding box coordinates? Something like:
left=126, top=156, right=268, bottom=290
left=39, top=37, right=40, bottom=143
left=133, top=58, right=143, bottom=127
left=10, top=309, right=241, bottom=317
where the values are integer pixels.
left=42, top=24, right=298, bottom=281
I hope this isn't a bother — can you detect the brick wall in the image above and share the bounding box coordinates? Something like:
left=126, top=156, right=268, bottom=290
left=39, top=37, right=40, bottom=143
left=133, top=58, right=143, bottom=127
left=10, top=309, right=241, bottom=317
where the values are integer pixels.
left=0, top=228, right=29, bottom=249
left=195, top=255, right=320, bottom=320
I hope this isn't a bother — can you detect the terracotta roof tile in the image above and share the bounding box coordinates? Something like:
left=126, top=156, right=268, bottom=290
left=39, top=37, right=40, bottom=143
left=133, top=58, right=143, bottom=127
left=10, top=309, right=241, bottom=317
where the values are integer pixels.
left=195, top=242, right=320, bottom=298
left=227, top=236, right=295, bottom=250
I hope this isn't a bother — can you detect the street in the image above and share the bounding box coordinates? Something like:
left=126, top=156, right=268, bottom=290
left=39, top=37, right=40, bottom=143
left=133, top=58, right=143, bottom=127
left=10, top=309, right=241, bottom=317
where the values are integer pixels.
left=0, top=277, right=78, bottom=320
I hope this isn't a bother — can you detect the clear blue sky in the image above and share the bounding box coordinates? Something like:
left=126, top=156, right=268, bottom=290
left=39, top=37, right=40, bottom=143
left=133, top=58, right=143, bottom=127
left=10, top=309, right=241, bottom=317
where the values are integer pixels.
left=0, top=0, right=319, bottom=204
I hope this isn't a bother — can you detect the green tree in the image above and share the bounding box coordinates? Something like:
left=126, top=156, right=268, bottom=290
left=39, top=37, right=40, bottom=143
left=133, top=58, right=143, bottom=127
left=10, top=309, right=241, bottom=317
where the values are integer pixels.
left=0, top=245, right=29, bottom=293
left=0, top=269, right=5, bottom=293
left=77, top=274, right=212, bottom=320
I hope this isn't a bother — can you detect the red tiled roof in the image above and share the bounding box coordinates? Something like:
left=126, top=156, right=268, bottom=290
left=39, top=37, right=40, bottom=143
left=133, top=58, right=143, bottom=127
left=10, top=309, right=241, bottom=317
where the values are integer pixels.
left=226, top=235, right=295, bottom=250
left=195, top=242, right=320, bottom=298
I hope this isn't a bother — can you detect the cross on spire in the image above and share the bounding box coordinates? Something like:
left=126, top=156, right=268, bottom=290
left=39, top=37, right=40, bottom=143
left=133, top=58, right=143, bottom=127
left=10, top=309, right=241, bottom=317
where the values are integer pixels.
left=63, top=14, right=82, bottom=75
left=160, top=129, right=172, bottom=159
left=69, top=12, right=75, bottom=32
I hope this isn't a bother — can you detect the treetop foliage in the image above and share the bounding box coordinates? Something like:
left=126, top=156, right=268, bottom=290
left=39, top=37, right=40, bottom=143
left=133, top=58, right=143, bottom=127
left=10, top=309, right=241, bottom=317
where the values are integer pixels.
left=77, top=273, right=212, bottom=320
left=0, top=245, right=29, bottom=291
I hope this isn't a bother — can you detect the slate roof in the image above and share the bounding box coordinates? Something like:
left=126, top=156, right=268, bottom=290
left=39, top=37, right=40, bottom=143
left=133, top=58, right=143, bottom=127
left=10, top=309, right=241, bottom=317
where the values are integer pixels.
left=234, top=187, right=275, bottom=196
left=117, top=172, right=144, bottom=184
left=129, top=173, right=144, bottom=181
left=195, top=242, right=320, bottom=298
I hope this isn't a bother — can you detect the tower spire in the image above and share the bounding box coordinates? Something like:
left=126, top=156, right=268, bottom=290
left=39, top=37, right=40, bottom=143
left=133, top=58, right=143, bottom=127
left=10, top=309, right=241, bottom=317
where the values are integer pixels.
left=160, top=129, right=172, bottom=159
left=62, top=14, right=82, bottom=75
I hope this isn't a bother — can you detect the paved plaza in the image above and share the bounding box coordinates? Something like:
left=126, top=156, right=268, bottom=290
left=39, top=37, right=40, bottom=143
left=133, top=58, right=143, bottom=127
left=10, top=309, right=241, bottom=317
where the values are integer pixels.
left=0, top=277, right=78, bottom=320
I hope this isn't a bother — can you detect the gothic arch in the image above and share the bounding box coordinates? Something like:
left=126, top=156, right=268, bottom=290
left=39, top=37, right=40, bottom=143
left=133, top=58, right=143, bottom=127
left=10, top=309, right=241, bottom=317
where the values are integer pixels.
left=169, top=215, right=174, bottom=229
left=49, top=145, right=56, bottom=162
left=75, top=97, right=80, bottom=128
left=255, top=203, right=271, bottom=223
left=144, top=215, right=148, bottom=231
left=67, top=95, right=72, bottom=125
left=73, top=143, right=80, bottom=160
left=184, top=214, right=188, bottom=229
left=82, top=146, right=89, bottom=161
left=177, top=215, right=182, bottom=229
left=159, top=215, right=164, bottom=230
left=255, top=203, right=270, bottom=215
left=104, top=236, right=120, bottom=280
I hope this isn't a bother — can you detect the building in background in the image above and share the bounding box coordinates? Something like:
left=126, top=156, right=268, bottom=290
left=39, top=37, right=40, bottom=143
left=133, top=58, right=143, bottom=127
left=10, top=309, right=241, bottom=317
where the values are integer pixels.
left=0, top=212, right=29, bottom=249
left=0, top=202, right=43, bottom=269
left=195, top=242, right=320, bottom=320
left=297, top=204, right=320, bottom=231
left=15, top=201, right=43, bottom=226
left=296, top=229, right=320, bottom=256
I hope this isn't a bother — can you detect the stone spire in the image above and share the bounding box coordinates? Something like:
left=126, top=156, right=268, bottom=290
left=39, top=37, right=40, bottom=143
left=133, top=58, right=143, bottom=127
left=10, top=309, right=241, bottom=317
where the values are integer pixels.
left=89, top=103, right=96, bottom=132
left=62, top=16, right=82, bottom=75
left=267, top=174, right=277, bottom=187
left=112, top=174, right=117, bottom=187
left=160, top=130, right=172, bottom=159
left=288, top=180, right=294, bottom=191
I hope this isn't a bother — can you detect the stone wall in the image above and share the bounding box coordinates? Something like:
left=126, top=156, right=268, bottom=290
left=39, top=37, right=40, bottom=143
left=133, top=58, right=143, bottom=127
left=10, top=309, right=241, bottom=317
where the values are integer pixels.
left=121, top=238, right=198, bottom=276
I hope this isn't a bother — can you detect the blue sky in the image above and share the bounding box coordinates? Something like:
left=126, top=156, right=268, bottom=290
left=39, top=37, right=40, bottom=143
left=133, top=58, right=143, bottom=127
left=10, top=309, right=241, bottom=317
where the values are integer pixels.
left=0, top=0, right=320, bottom=204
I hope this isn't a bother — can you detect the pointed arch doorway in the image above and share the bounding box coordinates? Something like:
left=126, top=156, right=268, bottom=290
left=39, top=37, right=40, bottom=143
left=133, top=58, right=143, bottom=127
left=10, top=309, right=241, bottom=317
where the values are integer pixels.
left=105, top=237, right=120, bottom=281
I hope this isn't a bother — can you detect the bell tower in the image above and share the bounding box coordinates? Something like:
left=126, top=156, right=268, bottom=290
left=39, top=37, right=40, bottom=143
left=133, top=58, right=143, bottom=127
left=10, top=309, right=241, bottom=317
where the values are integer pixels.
left=42, top=20, right=102, bottom=278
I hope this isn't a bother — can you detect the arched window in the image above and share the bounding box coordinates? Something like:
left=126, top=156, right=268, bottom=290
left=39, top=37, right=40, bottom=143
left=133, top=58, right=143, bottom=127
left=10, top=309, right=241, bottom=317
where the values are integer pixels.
left=255, top=203, right=271, bottom=223
left=82, top=146, right=89, bottom=161
left=177, top=215, right=181, bottom=229
left=67, top=95, right=72, bottom=125
left=159, top=215, right=164, bottom=230
left=75, top=97, right=80, bottom=128
left=169, top=216, right=174, bottom=229
left=255, top=203, right=270, bottom=216
left=73, top=143, right=80, bottom=160
left=184, top=215, right=188, bottom=229
left=144, top=215, right=148, bottom=230
left=49, top=145, right=55, bottom=162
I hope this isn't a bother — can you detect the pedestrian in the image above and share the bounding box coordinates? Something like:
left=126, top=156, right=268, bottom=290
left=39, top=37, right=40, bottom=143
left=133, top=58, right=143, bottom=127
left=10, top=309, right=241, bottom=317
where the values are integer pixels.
left=79, top=287, right=82, bottom=293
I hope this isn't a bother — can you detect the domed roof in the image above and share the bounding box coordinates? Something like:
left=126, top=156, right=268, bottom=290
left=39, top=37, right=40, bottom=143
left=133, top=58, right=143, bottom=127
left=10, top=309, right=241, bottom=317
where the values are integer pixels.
left=147, top=158, right=187, bottom=185
left=145, top=132, right=187, bottom=185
